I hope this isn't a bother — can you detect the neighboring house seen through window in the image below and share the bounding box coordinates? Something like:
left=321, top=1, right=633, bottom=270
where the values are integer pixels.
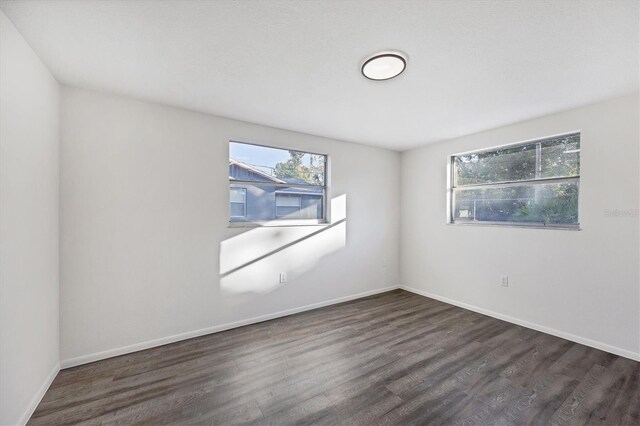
left=448, top=132, right=580, bottom=229
left=229, top=141, right=327, bottom=223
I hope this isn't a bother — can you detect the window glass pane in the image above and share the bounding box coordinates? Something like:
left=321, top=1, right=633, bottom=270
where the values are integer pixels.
left=230, top=203, right=245, bottom=217
left=539, top=134, right=580, bottom=179
left=276, top=206, right=301, bottom=218
left=230, top=142, right=325, bottom=186
left=230, top=188, right=245, bottom=203
left=454, top=133, right=580, bottom=186
left=276, top=194, right=301, bottom=207
left=455, top=145, right=536, bottom=186
left=453, top=182, right=579, bottom=225
left=229, top=183, right=324, bottom=222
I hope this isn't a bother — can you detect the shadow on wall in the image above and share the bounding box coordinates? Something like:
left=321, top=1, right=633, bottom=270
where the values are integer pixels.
left=219, top=194, right=347, bottom=294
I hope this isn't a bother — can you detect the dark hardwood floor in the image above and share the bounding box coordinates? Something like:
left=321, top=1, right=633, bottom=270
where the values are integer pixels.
left=29, top=290, right=639, bottom=425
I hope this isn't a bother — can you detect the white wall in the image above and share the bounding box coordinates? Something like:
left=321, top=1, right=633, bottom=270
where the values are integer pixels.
left=0, top=11, right=60, bottom=426
left=60, top=87, right=400, bottom=365
left=401, top=94, right=640, bottom=360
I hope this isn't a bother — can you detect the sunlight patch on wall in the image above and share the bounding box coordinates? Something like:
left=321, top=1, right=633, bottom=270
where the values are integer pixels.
left=219, top=195, right=347, bottom=294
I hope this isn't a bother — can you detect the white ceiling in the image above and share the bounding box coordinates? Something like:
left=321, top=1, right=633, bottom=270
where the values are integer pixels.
left=1, top=0, right=638, bottom=151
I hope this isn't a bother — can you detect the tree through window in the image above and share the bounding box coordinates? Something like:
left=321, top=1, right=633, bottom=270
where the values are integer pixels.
left=448, top=133, right=580, bottom=228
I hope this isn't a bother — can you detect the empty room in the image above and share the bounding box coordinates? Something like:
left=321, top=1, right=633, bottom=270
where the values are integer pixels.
left=1, top=0, right=639, bottom=425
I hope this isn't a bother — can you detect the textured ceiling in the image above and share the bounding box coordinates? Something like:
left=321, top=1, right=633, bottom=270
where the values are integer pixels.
left=1, top=0, right=638, bottom=151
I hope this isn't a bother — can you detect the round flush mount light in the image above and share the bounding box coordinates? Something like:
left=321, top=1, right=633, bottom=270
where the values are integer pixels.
left=361, top=51, right=407, bottom=81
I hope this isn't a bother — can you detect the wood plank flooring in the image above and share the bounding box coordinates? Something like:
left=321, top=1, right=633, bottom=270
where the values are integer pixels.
left=29, top=290, right=639, bottom=425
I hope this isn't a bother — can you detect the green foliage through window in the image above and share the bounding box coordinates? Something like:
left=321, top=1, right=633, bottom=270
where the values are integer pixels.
left=450, top=133, right=580, bottom=227
left=273, top=151, right=325, bottom=186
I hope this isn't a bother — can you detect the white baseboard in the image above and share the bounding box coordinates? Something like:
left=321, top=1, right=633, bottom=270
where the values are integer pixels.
left=400, top=285, right=640, bottom=362
left=18, top=362, right=60, bottom=426
left=60, top=285, right=399, bottom=369
left=61, top=284, right=639, bottom=369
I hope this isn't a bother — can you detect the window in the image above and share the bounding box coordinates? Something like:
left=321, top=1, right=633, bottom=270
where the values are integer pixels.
left=229, top=188, right=246, bottom=217
left=275, top=194, right=301, bottom=218
left=229, top=141, right=327, bottom=224
left=448, top=132, right=580, bottom=229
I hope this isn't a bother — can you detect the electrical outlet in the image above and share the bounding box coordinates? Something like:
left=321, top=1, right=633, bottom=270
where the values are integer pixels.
left=500, top=275, right=509, bottom=287
left=279, top=273, right=287, bottom=284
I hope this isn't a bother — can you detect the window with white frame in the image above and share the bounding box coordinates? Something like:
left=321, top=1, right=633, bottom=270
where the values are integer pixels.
left=275, top=194, right=302, bottom=218
left=229, top=141, right=327, bottom=223
left=229, top=188, right=246, bottom=218
left=448, top=132, right=580, bottom=228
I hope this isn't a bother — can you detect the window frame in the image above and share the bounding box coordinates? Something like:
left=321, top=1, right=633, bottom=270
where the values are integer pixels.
left=228, top=140, right=329, bottom=227
left=446, top=131, right=581, bottom=230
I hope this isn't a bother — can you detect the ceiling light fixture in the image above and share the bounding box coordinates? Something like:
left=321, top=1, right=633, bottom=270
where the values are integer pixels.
left=361, top=51, right=407, bottom=81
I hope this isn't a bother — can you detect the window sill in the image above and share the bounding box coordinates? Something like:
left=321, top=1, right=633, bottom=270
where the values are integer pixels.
left=448, top=221, right=581, bottom=231
left=228, top=219, right=330, bottom=228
